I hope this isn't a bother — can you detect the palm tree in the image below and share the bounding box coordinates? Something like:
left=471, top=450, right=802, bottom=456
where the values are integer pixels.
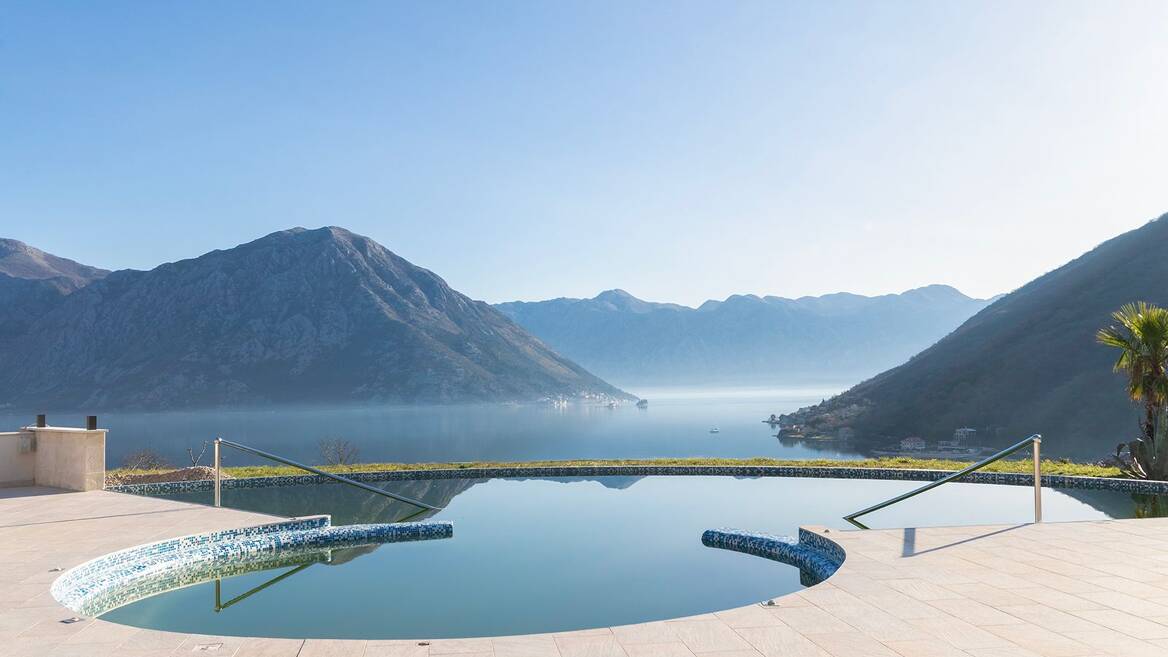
left=1097, top=302, right=1168, bottom=479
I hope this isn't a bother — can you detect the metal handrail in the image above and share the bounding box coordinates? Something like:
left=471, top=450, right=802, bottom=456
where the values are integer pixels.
left=214, top=562, right=316, bottom=612
left=843, top=433, right=1042, bottom=529
left=212, top=437, right=440, bottom=512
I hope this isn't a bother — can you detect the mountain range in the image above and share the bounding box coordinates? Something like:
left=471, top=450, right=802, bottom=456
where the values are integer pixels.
left=0, top=228, right=627, bottom=410
left=782, top=213, right=1168, bottom=458
left=496, top=287, right=994, bottom=387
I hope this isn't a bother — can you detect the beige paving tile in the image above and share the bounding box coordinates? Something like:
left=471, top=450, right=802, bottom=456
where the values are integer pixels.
left=233, top=638, right=305, bottom=657
left=996, top=606, right=1105, bottom=634
left=983, top=624, right=1095, bottom=657
left=612, top=622, right=680, bottom=645
left=1088, top=590, right=1168, bottom=617
left=714, top=606, right=783, bottom=629
left=63, top=622, right=142, bottom=646
left=883, top=640, right=972, bottom=657
left=17, top=618, right=96, bottom=641
left=299, top=639, right=369, bottom=657
left=364, top=640, right=432, bottom=657
left=886, top=580, right=965, bottom=602
left=0, top=636, right=70, bottom=657
left=797, top=588, right=865, bottom=608
left=45, top=643, right=119, bottom=657
left=734, top=625, right=828, bottom=657
left=858, top=590, right=950, bottom=620
left=811, top=604, right=927, bottom=643
left=805, top=632, right=901, bottom=657
left=1062, top=629, right=1168, bottom=657
left=1069, top=609, right=1168, bottom=640
left=115, top=629, right=189, bottom=652
left=493, top=635, right=561, bottom=657
left=964, top=648, right=1045, bottom=657
left=1006, top=588, right=1101, bottom=613
left=768, top=607, right=855, bottom=635
left=906, top=616, right=1009, bottom=650
left=176, top=634, right=250, bottom=655
left=668, top=620, right=752, bottom=653
left=928, top=599, right=1023, bottom=627
left=427, top=637, right=494, bottom=654
left=622, top=642, right=695, bottom=657
left=555, top=634, right=627, bottom=657
left=764, top=595, right=813, bottom=609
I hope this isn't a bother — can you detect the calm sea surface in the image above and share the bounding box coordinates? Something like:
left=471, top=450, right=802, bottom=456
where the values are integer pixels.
left=0, top=385, right=860, bottom=468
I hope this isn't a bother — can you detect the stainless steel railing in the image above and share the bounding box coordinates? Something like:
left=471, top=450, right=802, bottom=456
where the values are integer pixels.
left=843, top=433, right=1042, bottom=529
left=212, top=437, right=440, bottom=513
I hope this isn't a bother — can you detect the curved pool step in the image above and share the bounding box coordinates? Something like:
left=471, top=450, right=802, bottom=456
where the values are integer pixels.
left=51, top=516, right=452, bottom=617
left=701, top=527, right=845, bottom=586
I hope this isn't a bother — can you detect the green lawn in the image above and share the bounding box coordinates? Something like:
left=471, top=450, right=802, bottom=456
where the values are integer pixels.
left=109, top=455, right=1122, bottom=481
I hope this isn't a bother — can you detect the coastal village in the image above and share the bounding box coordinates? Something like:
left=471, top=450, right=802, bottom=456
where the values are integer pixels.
left=771, top=404, right=995, bottom=458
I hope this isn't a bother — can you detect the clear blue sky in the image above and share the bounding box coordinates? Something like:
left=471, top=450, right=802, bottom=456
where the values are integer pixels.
left=3, top=1, right=1166, bottom=306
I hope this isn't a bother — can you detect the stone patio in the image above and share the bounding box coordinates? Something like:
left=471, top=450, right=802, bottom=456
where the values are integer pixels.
left=5, top=486, right=1168, bottom=656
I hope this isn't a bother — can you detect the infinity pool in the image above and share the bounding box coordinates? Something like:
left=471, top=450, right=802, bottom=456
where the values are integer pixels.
left=100, top=476, right=1156, bottom=639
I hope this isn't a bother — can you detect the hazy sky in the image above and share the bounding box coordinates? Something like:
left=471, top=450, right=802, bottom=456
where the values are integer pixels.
left=3, top=1, right=1166, bottom=306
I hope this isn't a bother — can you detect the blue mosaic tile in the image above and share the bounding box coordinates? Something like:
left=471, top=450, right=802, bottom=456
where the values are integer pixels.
left=51, top=516, right=452, bottom=617
left=701, top=528, right=845, bottom=586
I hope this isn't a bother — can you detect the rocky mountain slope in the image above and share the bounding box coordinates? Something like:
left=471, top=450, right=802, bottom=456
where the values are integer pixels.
left=783, top=214, right=1168, bottom=458
left=496, top=286, right=992, bottom=386
left=0, top=228, right=627, bottom=410
left=0, top=239, right=109, bottom=345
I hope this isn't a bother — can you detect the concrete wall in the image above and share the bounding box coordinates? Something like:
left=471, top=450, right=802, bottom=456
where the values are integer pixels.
left=0, top=431, right=36, bottom=487
left=32, top=427, right=106, bottom=491
left=0, top=426, right=106, bottom=491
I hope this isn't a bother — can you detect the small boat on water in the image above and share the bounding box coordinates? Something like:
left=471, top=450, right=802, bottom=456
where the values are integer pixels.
left=709, top=427, right=720, bottom=434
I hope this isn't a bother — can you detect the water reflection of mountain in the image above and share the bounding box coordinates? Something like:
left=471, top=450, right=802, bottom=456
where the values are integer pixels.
left=172, top=475, right=650, bottom=526
left=178, top=475, right=647, bottom=569
left=1058, top=486, right=1168, bottom=519
left=202, top=477, right=485, bottom=525
left=536, top=476, right=644, bottom=490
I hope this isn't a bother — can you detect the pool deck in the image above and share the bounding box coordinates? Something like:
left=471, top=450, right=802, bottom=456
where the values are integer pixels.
left=6, top=488, right=1168, bottom=657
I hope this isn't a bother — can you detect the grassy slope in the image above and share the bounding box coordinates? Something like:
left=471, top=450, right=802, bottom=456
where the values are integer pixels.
left=109, top=456, right=1122, bottom=481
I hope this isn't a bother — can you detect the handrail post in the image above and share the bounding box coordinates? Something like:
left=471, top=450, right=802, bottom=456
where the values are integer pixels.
left=213, top=437, right=222, bottom=508
left=1033, top=436, right=1042, bottom=523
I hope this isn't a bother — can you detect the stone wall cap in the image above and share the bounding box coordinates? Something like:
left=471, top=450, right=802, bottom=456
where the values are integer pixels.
left=21, top=426, right=107, bottom=434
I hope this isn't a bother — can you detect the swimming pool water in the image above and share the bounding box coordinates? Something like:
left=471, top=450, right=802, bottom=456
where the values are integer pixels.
left=100, top=476, right=1159, bottom=639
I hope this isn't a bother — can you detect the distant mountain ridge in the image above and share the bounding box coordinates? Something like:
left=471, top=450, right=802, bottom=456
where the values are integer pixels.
left=0, top=239, right=109, bottom=284
left=783, top=213, right=1168, bottom=458
left=0, top=228, right=627, bottom=410
left=496, top=285, right=993, bottom=387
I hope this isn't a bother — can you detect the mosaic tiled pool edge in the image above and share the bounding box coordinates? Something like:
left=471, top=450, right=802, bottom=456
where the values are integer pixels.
left=109, top=464, right=1168, bottom=497
left=702, top=527, right=845, bottom=587
left=51, top=516, right=454, bottom=618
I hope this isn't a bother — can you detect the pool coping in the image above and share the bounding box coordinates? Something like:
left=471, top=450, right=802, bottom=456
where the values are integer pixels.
left=107, top=463, right=1165, bottom=496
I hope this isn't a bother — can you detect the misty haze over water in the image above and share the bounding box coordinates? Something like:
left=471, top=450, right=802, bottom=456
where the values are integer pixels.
left=1, top=385, right=861, bottom=469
